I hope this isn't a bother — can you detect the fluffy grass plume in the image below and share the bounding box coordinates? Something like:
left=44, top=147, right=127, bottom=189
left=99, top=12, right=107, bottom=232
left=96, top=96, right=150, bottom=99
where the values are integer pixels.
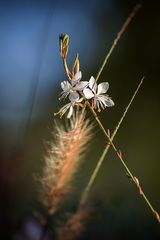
left=40, top=110, right=93, bottom=215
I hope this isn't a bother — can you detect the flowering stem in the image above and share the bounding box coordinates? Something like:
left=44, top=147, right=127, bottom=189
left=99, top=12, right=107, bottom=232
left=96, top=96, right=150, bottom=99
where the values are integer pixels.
left=96, top=4, right=141, bottom=82
left=81, top=78, right=160, bottom=223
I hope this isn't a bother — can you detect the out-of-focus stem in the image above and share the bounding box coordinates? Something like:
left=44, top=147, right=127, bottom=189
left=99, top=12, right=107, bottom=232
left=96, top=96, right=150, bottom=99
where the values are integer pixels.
left=96, top=4, right=141, bottom=82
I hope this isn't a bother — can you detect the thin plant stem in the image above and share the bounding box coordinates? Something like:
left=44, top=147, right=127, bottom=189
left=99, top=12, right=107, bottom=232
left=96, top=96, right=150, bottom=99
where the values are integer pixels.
left=63, top=58, right=72, bottom=80
left=80, top=77, right=144, bottom=205
left=84, top=80, right=160, bottom=223
left=96, top=4, right=141, bottom=82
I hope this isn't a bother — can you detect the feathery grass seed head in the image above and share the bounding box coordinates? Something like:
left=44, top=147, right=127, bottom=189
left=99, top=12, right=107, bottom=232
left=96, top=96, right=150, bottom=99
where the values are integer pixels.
left=40, top=110, right=93, bottom=214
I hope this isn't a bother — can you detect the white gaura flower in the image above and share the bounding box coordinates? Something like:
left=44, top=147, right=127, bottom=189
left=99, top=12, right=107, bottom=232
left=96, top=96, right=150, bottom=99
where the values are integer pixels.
left=60, top=71, right=88, bottom=102
left=83, top=76, right=114, bottom=111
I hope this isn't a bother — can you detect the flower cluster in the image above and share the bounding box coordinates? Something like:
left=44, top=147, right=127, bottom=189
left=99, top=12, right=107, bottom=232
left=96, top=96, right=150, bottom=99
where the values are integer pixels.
left=54, top=33, right=114, bottom=118
left=56, top=70, right=114, bottom=118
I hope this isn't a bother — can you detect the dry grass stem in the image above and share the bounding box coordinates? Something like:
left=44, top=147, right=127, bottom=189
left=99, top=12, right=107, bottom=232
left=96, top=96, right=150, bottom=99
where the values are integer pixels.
left=96, top=4, right=141, bottom=82
left=40, top=110, right=93, bottom=215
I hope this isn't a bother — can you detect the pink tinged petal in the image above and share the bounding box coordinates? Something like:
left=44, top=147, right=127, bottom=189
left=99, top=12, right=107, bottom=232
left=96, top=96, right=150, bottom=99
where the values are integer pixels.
left=83, top=88, right=95, bottom=99
left=89, top=76, right=97, bottom=94
left=99, top=96, right=114, bottom=107
left=74, top=81, right=89, bottom=91
left=61, top=81, right=71, bottom=91
left=67, top=105, right=73, bottom=118
left=97, top=82, right=109, bottom=95
left=69, top=92, right=79, bottom=103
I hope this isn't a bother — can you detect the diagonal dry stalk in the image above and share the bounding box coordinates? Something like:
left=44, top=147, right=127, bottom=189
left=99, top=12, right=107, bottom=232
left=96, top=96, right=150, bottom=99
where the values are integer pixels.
left=96, top=4, right=141, bottom=82
left=39, top=110, right=93, bottom=215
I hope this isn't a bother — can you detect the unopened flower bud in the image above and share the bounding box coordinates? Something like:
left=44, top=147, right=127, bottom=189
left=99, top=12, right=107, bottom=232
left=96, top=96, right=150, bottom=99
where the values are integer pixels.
left=72, top=53, right=80, bottom=75
left=59, top=34, right=69, bottom=59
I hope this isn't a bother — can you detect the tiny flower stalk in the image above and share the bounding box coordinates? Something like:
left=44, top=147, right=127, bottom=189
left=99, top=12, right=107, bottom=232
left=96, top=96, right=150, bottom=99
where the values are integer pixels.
left=40, top=111, right=93, bottom=215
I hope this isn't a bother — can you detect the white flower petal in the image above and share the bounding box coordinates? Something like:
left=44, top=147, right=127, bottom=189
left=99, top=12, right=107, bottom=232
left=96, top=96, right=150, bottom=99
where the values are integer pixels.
left=72, top=71, right=82, bottom=84
left=99, top=95, right=114, bottom=107
left=89, top=76, right=97, bottom=93
left=83, top=88, right=95, bottom=99
left=97, top=82, right=109, bottom=95
left=74, top=81, right=88, bottom=91
left=69, top=92, right=79, bottom=102
left=67, top=106, right=73, bottom=118
left=88, top=76, right=95, bottom=88
left=61, top=81, right=71, bottom=91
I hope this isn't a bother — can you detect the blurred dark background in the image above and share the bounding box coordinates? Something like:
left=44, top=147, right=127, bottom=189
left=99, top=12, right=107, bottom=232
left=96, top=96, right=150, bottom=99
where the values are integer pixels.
left=0, top=0, right=160, bottom=239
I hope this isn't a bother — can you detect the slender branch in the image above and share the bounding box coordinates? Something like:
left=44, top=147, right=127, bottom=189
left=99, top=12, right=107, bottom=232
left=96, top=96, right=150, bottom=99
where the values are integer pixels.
left=63, top=58, right=72, bottom=80
left=96, top=4, right=141, bottom=82
left=83, top=78, right=160, bottom=223
left=80, top=77, right=143, bottom=205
